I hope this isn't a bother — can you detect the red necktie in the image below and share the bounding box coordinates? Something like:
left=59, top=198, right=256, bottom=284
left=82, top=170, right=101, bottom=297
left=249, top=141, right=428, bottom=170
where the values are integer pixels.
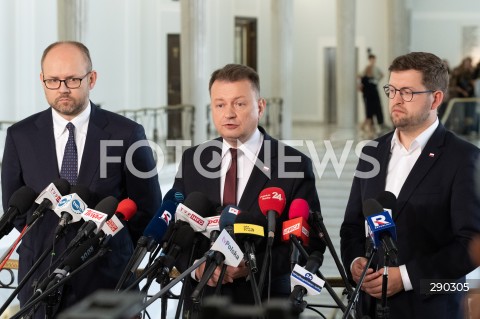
left=223, top=148, right=237, bottom=205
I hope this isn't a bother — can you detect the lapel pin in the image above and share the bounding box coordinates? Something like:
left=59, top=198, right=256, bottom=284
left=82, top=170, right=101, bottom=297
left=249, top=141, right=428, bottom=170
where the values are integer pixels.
left=428, top=153, right=435, bottom=158
left=263, top=166, right=270, bottom=171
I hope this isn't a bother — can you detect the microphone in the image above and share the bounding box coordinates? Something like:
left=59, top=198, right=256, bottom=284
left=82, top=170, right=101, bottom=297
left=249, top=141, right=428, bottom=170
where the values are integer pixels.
left=101, top=198, right=138, bottom=237
left=27, top=178, right=70, bottom=226
left=363, top=198, right=398, bottom=263
left=114, top=198, right=138, bottom=221
left=282, top=198, right=310, bottom=269
left=0, top=186, right=37, bottom=239
left=115, top=190, right=182, bottom=290
left=376, top=191, right=397, bottom=217
left=53, top=185, right=91, bottom=236
left=258, top=187, right=286, bottom=246
left=219, top=205, right=241, bottom=236
left=153, top=224, right=196, bottom=284
left=289, top=251, right=325, bottom=314
left=67, top=196, right=118, bottom=249
left=234, top=211, right=266, bottom=274
left=175, top=191, right=215, bottom=232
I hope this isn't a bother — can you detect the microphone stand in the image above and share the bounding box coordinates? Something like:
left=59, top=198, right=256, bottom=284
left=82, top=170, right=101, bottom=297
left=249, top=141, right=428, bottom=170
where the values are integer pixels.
left=191, top=252, right=225, bottom=302
left=141, top=251, right=216, bottom=310
left=376, top=253, right=390, bottom=319
left=290, top=236, right=346, bottom=313
left=243, top=241, right=262, bottom=307
left=175, top=237, right=199, bottom=319
left=342, top=246, right=377, bottom=319
left=11, top=241, right=111, bottom=319
left=0, top=225, right=71, bottom=315
left=312, top=211, right=354, bottom=295
left=115, top=237, right=148, bottom=291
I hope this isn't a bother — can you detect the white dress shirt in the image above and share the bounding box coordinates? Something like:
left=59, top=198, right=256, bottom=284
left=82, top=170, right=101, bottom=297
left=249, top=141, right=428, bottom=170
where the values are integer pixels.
left=220, top=128, right=264, bottom=205
left=52, top=103, right=91, bottom=174
left=385, top=118, right=439, bottom=291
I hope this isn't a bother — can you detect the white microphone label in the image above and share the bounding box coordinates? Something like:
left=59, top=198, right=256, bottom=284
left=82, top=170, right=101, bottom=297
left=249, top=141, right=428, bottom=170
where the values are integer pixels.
left=210, top=229, right=244, bottom=267
left=175, top=203, right=208, bottom=232
left=201, top=215, right=220, bottom=238
left=102, top=215, right=124, bottom=236
left=290, top=264, right=324, bottom=296
left=35, top=183, right=63, bottom=205
left=54, top=193, right=87, bottom=222
left=81, top=209, right=108, bottom=232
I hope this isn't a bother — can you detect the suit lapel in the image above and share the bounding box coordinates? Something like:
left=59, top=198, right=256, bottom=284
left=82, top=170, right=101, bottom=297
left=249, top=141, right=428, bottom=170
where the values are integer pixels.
left=33, top=110, right=60, bottom=183
left=78, top=104, right=110, bottom=187
left=395, top=124, right=445, bottom=219
left=364, top=136, right=392, bottom=200
left=238, top=133, right=275, bottom=211
left=199, top=140, right=222, bottom=204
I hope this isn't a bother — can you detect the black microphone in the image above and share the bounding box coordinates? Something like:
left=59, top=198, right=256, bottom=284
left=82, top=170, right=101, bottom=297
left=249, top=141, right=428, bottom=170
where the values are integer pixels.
left=154, top=224, right=196, bottom=284
left=27, top=178, right=71, bottom=226
left=233, top=211, right=266, bottom=274
left=67, top=196, right=118, bottom=250
left=0, top=186, right=37, bottom=239
left=289, top=251, right=324, bottom=313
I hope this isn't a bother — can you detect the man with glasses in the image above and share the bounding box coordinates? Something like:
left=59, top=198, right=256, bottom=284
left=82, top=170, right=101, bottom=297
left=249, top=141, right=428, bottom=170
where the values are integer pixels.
left=1, top=41, right=161, bottom=318
left=340, top=52, right=480, bottom=318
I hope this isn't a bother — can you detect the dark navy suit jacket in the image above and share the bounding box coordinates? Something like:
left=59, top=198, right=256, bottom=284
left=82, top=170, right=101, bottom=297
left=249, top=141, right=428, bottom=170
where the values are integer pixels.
left=173, top=127, right=322, bottom=307
left=340, top=123, right=480, bottom=319
left=1, top=103, right=162, bottom=317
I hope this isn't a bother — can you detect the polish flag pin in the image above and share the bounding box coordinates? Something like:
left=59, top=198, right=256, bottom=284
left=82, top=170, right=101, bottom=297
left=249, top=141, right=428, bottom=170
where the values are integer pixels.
left=428, top=153, right=435, bottom=157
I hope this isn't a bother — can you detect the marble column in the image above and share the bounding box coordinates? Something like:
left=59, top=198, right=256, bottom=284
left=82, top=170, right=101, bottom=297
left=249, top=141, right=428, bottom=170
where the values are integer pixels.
left=271, top=0, right=293, bottom=139
left=180, top=0, right=208, bottom=144
left=336, top=0, right=356, bottom=130
left=57, top=0, right=86, bottom=41
left=387, top=0, right=410, bottom=63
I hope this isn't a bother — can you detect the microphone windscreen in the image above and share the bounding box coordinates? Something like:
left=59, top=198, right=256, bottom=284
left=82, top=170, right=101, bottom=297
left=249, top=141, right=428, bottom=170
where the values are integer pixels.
left=70, top=185, right=94, bottom=207
left=219, top=205, right=241, bottom=231
left=288, top=198, right=310, bottom=220
left=143, top=200, right=177, bottom=241
left=94, top=196, right=119, bottom=219
left=8, top=186, right=38, bottom=214
left=53, top=178, right=71, bottom=196
left=258, top=187, right=286, bottom=217
left=305, top=250, right=324, bottom=272
left=63, top=233, right=102, bottom=270
left=362, top=198, right=384, bottom=218
left=163, top=188, right=185, bottom=204
left=183, top=192, right=215, bottom=218
left=376, top=191, right=397, bottom=212
left=116, top=198, right=137, bottom=221
left=172, top=224, right=196, bottom=249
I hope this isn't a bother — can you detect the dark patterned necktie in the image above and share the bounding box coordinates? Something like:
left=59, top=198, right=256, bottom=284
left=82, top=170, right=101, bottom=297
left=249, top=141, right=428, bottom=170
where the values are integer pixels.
left=223, top=148, right=237, bottom=206
left=60, top=122, right=78, bottom=185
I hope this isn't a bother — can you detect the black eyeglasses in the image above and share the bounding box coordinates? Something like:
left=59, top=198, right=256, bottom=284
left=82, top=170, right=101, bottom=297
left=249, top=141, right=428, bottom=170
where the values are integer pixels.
left=383, top=84, right=434, bottom=102
left=43, top=72, right=91, bottom=90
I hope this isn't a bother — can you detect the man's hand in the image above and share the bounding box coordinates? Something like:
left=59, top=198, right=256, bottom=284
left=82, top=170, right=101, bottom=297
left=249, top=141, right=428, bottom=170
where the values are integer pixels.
left=351, top=257, right=374, bottom=284
left=361, top=266, right=404, bottom=299
left=195, top=260, right=249, bottom=287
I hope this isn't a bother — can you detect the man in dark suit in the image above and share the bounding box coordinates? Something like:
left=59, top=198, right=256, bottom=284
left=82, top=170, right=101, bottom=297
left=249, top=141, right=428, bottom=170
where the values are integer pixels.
left=340, top=52, right=480, bottom=318
left=1, top=41, right=161, bottom=317
left=173, top=64, right=322, bottom=315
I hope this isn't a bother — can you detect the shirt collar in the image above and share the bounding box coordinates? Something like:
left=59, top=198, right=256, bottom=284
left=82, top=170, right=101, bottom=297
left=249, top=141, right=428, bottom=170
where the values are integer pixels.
left=222, top=128, right=263, bottom=163
left=390, top=117, right=439, bottom=152
left=52, top=102, right=91, bottom=138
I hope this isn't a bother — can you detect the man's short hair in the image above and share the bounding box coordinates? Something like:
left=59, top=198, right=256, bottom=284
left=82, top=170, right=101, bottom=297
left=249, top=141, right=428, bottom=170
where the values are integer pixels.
left=388, top=52, right=449, bottom=94
left=209, top=64, right=260, bottom=97
left=41, top=41, right=93, bottom=72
